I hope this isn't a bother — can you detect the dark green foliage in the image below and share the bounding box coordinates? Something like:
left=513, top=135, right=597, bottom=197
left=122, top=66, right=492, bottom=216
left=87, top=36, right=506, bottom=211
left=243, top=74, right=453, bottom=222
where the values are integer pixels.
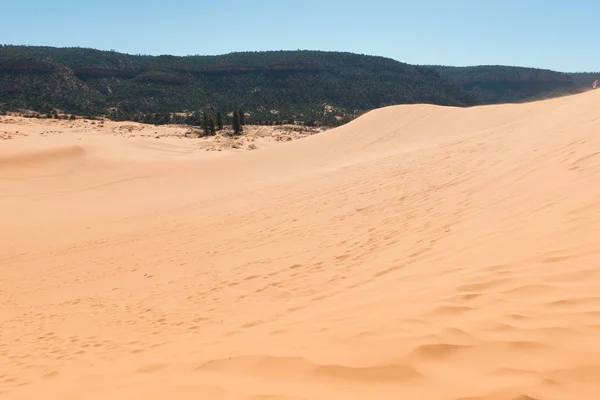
left=0, top=45, right=482, bottom=126
left=232, top=110, right=242, bottom=135
left=202, top=111, right=209, bottom=135
left=197, top=110, right=217, bottom=135
left=428, top=65, right=589, bottom=104
left=0, top=46, right=588, bottom=127
left=171, top=113, right=186, bottom=124
left=569, top=72, right=600, bottom=89
left=216, top=111, right=223, bottom=131
left=208, top=113, right=216, bottom=135
left=187, top=111, right=201, bottom=126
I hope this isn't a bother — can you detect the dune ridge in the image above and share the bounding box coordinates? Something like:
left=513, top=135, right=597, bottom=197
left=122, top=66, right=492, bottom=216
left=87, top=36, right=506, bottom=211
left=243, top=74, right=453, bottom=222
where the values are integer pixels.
left=3, top=91, right=600, bottom=399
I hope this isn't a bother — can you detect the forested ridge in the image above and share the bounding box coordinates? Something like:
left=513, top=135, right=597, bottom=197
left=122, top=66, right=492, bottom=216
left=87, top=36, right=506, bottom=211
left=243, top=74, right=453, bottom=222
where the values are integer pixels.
left=0, top=45, right=596, bottom=126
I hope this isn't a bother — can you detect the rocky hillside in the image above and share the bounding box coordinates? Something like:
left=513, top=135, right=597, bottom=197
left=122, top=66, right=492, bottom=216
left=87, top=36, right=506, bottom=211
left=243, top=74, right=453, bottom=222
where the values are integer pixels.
left=0, top=46, right=477, bottom=126
left=0, top=45, right=595, bottom=126
left=569, top=72, right=600, bottom=89
left=429, top=65, right=595, bottom=104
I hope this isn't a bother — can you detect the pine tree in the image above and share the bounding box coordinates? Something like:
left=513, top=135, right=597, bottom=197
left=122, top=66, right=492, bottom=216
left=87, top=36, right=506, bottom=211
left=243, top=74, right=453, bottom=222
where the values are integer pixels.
left=202, top=111, right=209, bottom=136
left=238, top=109, right=245, bottom=126
left=216, top=111, right=223, bottom=131
left=208, top=114, right=216, bottom=135
left=232, top=110, right=241, bottom=135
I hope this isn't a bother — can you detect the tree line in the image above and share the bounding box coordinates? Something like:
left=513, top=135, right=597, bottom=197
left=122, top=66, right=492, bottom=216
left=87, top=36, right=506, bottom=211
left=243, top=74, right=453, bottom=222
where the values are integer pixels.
left=141, top=108, right=246, bottom=136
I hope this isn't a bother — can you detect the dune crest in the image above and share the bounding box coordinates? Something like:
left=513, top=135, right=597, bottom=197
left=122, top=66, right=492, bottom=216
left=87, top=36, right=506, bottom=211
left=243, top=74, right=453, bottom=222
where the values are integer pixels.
left=3, top=91, right=600, bottom=399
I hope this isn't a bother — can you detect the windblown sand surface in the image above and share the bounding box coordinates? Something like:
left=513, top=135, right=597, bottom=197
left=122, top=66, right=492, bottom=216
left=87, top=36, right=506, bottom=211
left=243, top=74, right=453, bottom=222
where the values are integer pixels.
left=0, top=116, right=324, bottom=151
left=3, top=91, right=600, bottom=399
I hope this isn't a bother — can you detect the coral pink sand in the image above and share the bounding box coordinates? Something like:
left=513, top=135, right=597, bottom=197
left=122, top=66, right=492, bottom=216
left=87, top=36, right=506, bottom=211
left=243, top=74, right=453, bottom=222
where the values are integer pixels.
left=3, top=91, right=600, bottom=399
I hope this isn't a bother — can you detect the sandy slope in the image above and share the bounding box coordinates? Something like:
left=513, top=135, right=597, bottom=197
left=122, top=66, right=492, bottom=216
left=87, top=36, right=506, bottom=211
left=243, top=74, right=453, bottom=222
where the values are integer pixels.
left=3, top=91, right=600, bottom=399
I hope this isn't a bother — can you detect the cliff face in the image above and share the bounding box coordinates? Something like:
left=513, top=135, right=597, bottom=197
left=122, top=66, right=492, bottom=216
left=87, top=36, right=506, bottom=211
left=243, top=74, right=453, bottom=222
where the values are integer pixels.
left=73, top=67, right=139, bottom=79
left=0, top=62, right=55, bottom=73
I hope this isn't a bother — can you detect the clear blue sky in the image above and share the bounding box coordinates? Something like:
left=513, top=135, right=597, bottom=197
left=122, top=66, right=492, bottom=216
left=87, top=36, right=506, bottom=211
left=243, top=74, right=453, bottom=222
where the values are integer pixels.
left=2, top=0, right=599, bottom=72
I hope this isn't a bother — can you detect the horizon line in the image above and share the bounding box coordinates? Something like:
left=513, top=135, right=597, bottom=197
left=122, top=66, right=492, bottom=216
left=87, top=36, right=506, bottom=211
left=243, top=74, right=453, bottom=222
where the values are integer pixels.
left=1, top=43, right=599, bottom=74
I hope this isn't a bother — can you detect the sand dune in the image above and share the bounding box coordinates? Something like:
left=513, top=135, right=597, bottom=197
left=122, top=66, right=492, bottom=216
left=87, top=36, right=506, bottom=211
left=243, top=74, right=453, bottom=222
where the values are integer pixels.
left=3, top=90, right=600, bottom=399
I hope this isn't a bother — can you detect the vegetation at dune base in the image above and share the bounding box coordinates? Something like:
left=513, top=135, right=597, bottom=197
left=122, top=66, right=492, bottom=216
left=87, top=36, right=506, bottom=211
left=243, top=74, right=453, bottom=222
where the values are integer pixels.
left=0, top=45, right=598, bottom=129
left=231, top=110, right=242, bottom=135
